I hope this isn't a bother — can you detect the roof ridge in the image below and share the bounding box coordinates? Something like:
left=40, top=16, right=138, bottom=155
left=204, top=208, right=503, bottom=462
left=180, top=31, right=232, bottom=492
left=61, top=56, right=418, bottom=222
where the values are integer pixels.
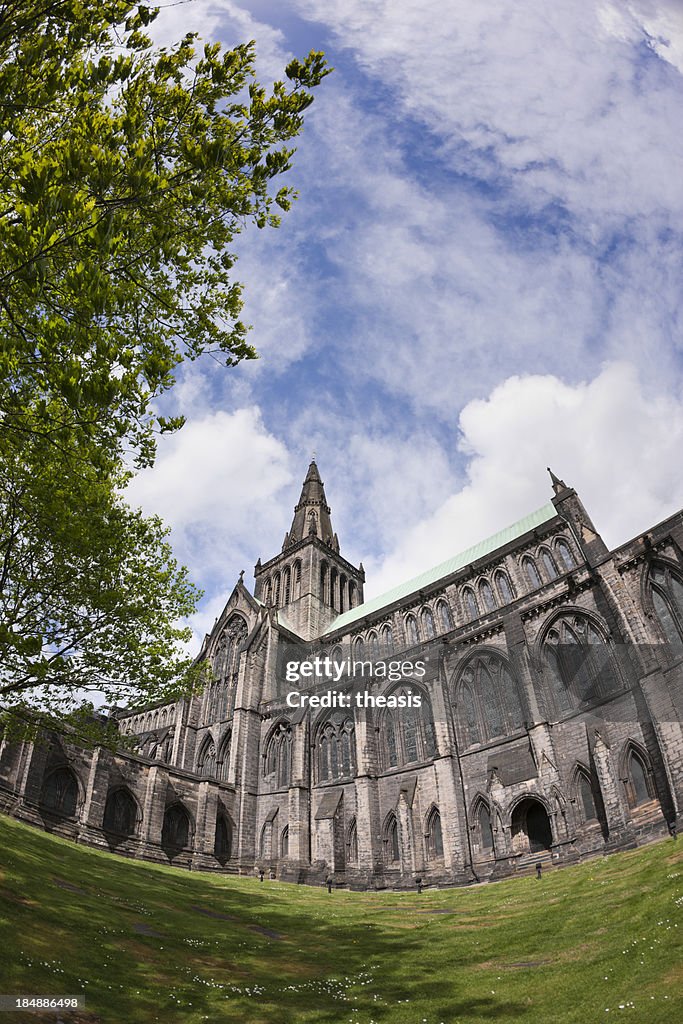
left=323, top=502, right=557, bottom=635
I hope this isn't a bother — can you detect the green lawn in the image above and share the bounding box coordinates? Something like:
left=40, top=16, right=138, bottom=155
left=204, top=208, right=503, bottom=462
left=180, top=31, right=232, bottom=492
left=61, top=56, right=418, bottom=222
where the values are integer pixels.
left=1, top=814, right=682, bottom=1023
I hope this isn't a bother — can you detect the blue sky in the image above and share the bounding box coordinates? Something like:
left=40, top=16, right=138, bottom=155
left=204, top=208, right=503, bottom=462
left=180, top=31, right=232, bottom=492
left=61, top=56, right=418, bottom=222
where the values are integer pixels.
left=126, top=0, right=683, bottom=648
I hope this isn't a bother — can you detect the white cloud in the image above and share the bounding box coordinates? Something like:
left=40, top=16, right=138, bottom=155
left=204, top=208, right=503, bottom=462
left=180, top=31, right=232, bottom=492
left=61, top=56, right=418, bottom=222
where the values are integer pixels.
left=367, top=362, right=683, bottom=596
left=126, top=405, right=294, bottom=579
left=294, top=0, right=683, bottom=221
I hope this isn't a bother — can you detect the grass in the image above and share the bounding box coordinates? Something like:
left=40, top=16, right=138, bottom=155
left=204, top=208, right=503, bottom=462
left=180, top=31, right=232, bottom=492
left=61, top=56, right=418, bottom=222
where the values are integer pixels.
left=1, top=814, right=682, bottom=1023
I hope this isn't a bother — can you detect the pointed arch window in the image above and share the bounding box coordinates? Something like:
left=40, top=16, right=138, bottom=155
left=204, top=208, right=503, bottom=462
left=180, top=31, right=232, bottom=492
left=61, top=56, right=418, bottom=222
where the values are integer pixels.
left=197, top=736, right=217, bottom=777
left=368, top=631, right=380, bottom=660
left=264, top=722, right=292, bottom=788
left=494, top=571, right=514, bottom=605
left=463, top=588, right=479, bottom=621
left=320, top=562, right=329, bottom=605
left=541, top=549, right=559, bottom=580
left=273, top=572, right=281, bottom=606
left=385, top=712, right=398, bottom=767
left=405, top=615, right=419, bottom=646
left=293, top=559, right=302, bottom=600
left=576, top=770, right=598, bottom=822
left=347, top=819, right=359, bottom=864
left=437, top=600, right=453, bottom=632
left=330, top=568, right=339, bottom=611
left=41, top=766, right=79, bottom=818
left=421, top=607, right=435, bottom=639
left=103, top=788, right=138, bottom=836
left=317, top=716, right=355, bottom=782
left=543, top=615, right=618, bottom=715
left=426, top=807, right=444, bottom=859
left=260, top=818, right=275, bottom=859
left=380, top=687, right=437, bottom=769
left=477, top=802, right=494, bottom=852
left=650, top=563, right=683, bottom=645
left=162, top=804, right=191, bottom=850
left=214, top=814, right=232, bottom=862
left=479, top=580, right=496, bottom=613
left=456, top=656, right=524, bottom=746
left=382, top=623, right=394, bottom=654
left=556, top=539, right=576, bottom=571
left=385, top=814, right=400, bottom=864
left=217, top=730, right=232, bottom=781
left=339, top=574, right=346, bottom=613
left=280, top=825, right=289, bottom=858
left=624, top=746, right=655, bottom=807
left=523, top=557, right=542, bottom=589
left=353, top=636, right=365, bottom=661
left=283, top=566, right=291, bottom=605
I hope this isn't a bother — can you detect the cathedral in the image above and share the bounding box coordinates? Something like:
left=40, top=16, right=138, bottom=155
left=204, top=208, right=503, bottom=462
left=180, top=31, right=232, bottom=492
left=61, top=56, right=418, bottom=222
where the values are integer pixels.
left=1, top=462, right=682, bottom=888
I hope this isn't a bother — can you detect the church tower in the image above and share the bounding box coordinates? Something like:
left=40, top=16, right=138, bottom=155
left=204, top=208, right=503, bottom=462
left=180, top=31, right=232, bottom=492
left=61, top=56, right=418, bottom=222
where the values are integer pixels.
left=253, top=460, right=365, bottom=640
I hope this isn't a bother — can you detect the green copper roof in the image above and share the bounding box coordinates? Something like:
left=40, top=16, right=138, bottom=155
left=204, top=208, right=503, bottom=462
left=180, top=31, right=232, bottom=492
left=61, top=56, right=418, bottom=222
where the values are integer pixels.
left=326, top=502, right=557, bottom=634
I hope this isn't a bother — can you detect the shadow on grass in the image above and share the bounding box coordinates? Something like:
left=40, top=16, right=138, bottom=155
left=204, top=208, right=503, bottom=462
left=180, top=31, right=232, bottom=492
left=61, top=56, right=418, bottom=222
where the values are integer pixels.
left=2, top=813, right=682, bottom=1024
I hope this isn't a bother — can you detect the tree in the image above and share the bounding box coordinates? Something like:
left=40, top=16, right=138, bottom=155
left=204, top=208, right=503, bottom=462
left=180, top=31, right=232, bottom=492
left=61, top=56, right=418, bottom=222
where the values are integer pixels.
left=0, top=0, right=329, bottom=464
left=0, top=1, right=330, bottom=731
left=0, top=412, right=200, bottom=739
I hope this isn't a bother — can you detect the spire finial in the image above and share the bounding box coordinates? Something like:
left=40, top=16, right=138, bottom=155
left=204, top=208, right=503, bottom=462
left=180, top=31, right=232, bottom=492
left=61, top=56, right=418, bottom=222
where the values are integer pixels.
left=547, top=467, right=567, bottom=495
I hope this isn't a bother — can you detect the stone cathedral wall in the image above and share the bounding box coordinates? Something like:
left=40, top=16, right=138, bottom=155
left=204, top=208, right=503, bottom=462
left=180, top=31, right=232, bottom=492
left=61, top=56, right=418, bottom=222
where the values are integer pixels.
left=1, top=481, right=682, bottom=889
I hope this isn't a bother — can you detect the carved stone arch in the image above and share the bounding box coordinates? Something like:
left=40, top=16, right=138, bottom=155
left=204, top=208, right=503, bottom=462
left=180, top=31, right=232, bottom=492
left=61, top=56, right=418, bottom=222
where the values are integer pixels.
left=538, top=604, right=611, bottom=646
left=537, top=606, right=621, bottom=718
left=507, top=788, right=553, bottom=818
left=470, top=793, right=496, bottom=855
left=642, top=557, right=683, bottom=646
left=314, top=706, right=355, bottom=783
left=420, top=605, right=436, bottom=639
left=619, top=739, right=657, bottom=808
left=550, top=784, right=567, bottom=811
left=404, top=613, right=419, bottom=646
left=478, top=577, right=497, bottom=613
left=263, top=719, right=292, bottom=788
left=383, top=810, right=401, bottom=866
left=493, top=569, right=515, bottom=605
left=216, top=728, right=232, bottom=781
left=451, top=647, right=525, bottom=747
left=161, top=801, right=193, bottom=853
left=292, top=558, right=302, bottom=601
left=549, top=785, right=569, bottom=839
left=40, top=764, right=83, bottom=818
left=521, top=554, right=542, bottom=590
left=424, top=803, right=444, bottom=859
left=461, top=586, right=479, bottom=621
left=346, top=816, right=359, bottom=864
left=103, top=786, right=141, bottom=837
left=554, top=536, right=577, bottom=571
left=214, top=810, right=233, bottom=864
left=377, top=680, right=437, bottom=768
left=436, top=598, right=454, bottom=632
left=280, top=824, right=290, bottom=858
left=320, top=560, right=329, bottom=604
left=508, top=793, right=554, bottom=853
left=571, top=761, right=601, bottom=824
left=196, top=732, right=218, bottom=777
left=538, top=546, right=559, bottom=580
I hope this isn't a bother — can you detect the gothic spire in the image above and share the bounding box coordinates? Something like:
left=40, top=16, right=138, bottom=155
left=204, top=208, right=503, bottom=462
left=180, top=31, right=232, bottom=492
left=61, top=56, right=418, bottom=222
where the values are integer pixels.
left=284, top=460, right=337, bottom=549
left=547, top=466, right=568, bottom=495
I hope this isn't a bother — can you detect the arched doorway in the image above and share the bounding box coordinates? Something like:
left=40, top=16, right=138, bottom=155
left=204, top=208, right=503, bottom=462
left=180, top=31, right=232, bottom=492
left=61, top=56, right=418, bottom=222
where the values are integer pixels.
left=511, top=798, right=553, bottom=853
